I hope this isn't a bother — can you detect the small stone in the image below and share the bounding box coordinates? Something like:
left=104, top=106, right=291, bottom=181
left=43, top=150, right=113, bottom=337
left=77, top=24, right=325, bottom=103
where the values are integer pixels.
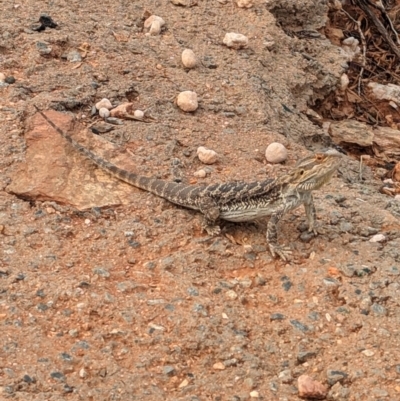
left=67, top=50, right=82, bottom=62
left=298, top=375, right=328, bottom=399
left=197, top=146, right=218, bottom=164
left=149, top=20, right=162, bottom=35
left=36, top=41, right=52, bottom=55
left=0, top=73, right=5, bottom=82
left=298, top=350, right=317, bottom=363
left=99, top=107, right=110, bottom=118
left=265, top=143, right=287, bottom=163
left=326, top=370, right=348, bottom=386
left=250, top=390, right=259, bottom=398
left=144, top=15, right=165, bottom=36
left=361, top=349, right=375, bottom=356
left=95, top=98, right=112, bottom=110
left=225, top=290, right=238, bottom=300
left=134, top=109, right=144, bottom=119
left=213, top=362, right=226, bottom=370
left=179, top=379, right=189, bottom=388
left=93, top=267, right=110, bottom=278
left=194, top=169, right=207, bottom=178
left=163, top=366, right=176, bottom=376
left=369, top=234, right=386, bottom=243
left=177, top=90, right=198, bottom=112
left=340, top=74, right=349, bottom=91
left=279, top=369, right=293, bottom=384
left=110, top=103, right=134, bottom=118
left=5, top=76, right=15, bottom=85
left=182, top=49, right=197, bottom=68
left=328, top=382, right=350, bottom=401
left=79, top=368, right=87, bottom=378
left=223, top=32, right=249, bottom=49
left=144, top=15, right=165, bottom=29
left=236, top=0, right=253, bottom=7
left=69, top=329, right=79, bottom=337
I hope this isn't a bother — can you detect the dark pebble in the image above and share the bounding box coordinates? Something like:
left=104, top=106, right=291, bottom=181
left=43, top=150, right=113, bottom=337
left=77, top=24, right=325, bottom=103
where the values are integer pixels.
left=270, top=313, right=286, bottom=321
left=50, top=371, right=65, bottom=381
left=23, top=374, right=36, bottom=383
left=327, top=369, right=348, bottom=386
left=297, top=350, right=317, bottom=363
left=290, top=320, right=310, bottom=332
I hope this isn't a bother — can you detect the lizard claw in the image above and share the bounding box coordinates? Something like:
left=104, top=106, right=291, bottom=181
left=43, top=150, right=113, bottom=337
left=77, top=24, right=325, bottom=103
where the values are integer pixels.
left=268, top=244, right=292, bottom=261
left=202, top=223, right=221, bottom=236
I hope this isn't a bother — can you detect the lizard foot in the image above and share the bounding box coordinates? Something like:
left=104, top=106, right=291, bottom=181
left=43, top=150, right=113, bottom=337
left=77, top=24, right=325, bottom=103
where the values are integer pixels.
left=201, top=222, right=221, bottom=236
left=268, top=243, right=292, bottom=261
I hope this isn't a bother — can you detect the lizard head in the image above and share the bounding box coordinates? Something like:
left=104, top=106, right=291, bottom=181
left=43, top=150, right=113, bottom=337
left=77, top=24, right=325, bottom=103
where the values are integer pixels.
left=286, top=151, right=342, bottom=191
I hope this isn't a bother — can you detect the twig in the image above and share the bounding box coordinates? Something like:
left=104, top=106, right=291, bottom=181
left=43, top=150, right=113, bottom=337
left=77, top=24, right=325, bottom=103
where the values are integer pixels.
left=354, top=0, right=400, bottom=60
left=366, top=0, right=400, bottom=45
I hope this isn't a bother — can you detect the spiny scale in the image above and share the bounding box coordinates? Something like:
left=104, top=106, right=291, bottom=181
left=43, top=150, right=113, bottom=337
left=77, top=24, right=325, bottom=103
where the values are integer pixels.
left=34, top=106, right=342, bottom=261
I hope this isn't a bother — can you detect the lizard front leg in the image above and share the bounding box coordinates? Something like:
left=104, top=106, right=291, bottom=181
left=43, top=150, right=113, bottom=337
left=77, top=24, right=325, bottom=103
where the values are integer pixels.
left=303, top=193, right=317, bottom=235
left=266, top=209, right=292, bottom=261
left=198, top=197, right=221, bottom=236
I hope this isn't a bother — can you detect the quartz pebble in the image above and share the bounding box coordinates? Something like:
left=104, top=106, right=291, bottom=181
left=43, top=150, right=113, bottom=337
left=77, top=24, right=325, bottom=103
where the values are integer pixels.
left=236, top=0, right=253, bottom=7
left=265, top=143, right=287, bottom=163
left=223, top=32, right=248, bottom=49
left=340, top=73, right=349, bottom=91
left=194, top=169, right=207, bottom=178
left=99, top=107, right=110, bottom=118
left=134, top=109, right=144, bottom=119
left=213, top=362, right=225, bottom=370
left=95, top=98, right=112, bottom=110
left=197, top=146, right=218, bottom=165
left=181, top=49, right=197, bottom=68
left=177, top=91, right=198, bottom=112
left=369, top=234, right=386, bottom=243
left=144, top=15, right=165, bottom=36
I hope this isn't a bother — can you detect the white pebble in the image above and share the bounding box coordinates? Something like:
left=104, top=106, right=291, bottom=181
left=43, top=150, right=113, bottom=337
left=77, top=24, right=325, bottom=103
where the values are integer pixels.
left=95, top=98, right=112, bottom=110
left=144, top=15, right=165, bottom=36
left=99, top=107, right=110, bottom=118
left=236, top=0, right=253, bottom=7
left=225, top=290, right=238, bottom=300
left=181, top=49, right=197, bottom=69
left=265, top=143, right=288, bottom=163
left=79, top=368, right=87, bottom=378
left=197, top=146, right=218, bottom=165
left=144, top=15, right=165, bottom=29
left=369, top=234, right=386, bottom=243
left=194, top=169, right=207, bottom=178
left=223, top=32, right=249, bottom=49
left=250, top=391, right=259, bottom=398
left=84, top=219, right=91, bottom=225
left=340, top=73, right=349, bottom=91
left=134, top=109, right=144, bottom=119
left=149, top=20, right=162, bottom=36
left=0, top=73, right=5, bottom=82
left=177, top=91, right=198, bottom=112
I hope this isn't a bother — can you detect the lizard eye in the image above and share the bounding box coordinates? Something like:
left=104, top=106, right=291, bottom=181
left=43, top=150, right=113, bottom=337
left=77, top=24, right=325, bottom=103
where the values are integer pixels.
left=299, top=169, right=304, bottom=175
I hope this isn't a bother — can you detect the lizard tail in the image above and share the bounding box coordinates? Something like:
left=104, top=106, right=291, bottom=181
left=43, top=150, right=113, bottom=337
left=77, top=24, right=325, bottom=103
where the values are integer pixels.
left=33, top=106, right=187, bottom=199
